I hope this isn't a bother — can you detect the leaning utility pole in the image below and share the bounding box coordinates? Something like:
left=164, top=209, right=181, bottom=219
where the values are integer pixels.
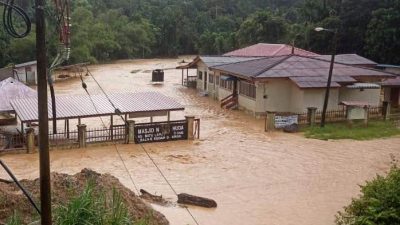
left=35, top=0, right=52, bottom=224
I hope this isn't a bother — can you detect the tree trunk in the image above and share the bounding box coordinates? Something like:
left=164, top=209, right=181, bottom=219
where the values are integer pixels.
left=177, top=193, right=217, bottom=208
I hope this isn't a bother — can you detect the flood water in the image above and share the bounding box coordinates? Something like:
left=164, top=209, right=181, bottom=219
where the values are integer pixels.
left=1, top=57, right=400, bottom=225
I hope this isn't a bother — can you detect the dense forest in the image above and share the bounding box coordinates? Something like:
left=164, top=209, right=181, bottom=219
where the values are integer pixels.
left=0, top=0, right=399, bottom=67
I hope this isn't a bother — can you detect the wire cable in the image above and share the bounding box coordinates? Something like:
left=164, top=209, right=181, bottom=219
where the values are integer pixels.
left=79, top=74, right=140, bottom=195
left=1, top=0, right=31, bottom=38
left=83, top=69, right=201, bottom=225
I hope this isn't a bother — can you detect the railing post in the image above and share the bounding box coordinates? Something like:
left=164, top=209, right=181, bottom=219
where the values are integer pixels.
left=307, top=107, right=317, bottom=126
left=25, top=128, right=36, bottom=153
left=185, top=116, right=195, bottom=140
left=382, top=101, right=391, bottom=120
left=265, top=111, right=276, bottom=132
left=126, top=120, right=135, bottom=144
left=77, top=124, right=87, bottom=148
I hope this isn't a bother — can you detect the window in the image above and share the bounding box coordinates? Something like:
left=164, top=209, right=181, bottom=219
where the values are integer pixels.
left=220, top=79, right=233, bottom=90
left=198, top=71, right=203, bottom=80
left=216, top=76, right=220, bottom=85
left=209, top=74, right=214, bottom=83
left=239, top=81, right=256, bottom=99
left=204, top=72, right=208, bottom=81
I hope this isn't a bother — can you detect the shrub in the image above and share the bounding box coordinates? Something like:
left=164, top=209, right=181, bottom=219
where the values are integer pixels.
left=336, top=158, right=400, bottom=225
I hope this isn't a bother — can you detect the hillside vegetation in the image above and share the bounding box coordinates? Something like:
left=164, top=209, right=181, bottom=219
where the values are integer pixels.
left=1, top=0, right=399, bottom=66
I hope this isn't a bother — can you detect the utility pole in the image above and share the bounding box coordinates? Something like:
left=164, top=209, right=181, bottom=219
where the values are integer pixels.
left=35, top=0, right=52, bottom=224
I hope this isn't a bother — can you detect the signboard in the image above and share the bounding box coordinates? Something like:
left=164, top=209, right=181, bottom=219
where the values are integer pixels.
left=275, top=115, right=298, bottom=128
left=134, top=120, right=187, bottom=144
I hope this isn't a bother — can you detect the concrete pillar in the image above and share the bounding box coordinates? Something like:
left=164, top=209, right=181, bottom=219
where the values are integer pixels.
left=25, top=128, right=36, bottom=153
left=77, top=124, right=87, bottom=148
left=364, top=106, right=369, bottom=127
left=265, top=112, right=276, bottom=132
left=383, top=101, right=391, bottom=120
left=307, top=107, right=317, bottom=126
left=126, top=120, right=135, bottom=144
left=185, top=116, right=195, bottom=140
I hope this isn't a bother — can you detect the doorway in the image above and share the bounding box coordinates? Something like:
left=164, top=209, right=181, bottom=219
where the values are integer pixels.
left=390, top=88, right=400, bottom=108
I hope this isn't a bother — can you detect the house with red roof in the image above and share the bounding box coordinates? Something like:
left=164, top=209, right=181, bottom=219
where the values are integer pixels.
left=177, top=43, right=396, bottom=115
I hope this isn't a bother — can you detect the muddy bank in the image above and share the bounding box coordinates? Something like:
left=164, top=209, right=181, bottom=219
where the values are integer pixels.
left=0, top=169, right=168, bottom=225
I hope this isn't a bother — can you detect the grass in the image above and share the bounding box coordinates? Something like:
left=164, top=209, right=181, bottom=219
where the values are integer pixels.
left=303, top=120, right=400, bottom=140
left=6, top=183, right=150, bottom=225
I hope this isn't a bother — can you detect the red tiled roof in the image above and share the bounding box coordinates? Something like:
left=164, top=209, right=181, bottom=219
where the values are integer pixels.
left=210, top=55, right=395, bottom=88
left=224, top=43, right=319, bottom=57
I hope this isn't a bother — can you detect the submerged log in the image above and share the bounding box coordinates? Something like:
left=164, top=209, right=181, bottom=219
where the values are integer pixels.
left=139, top=189, right=170, bottom=206
left=177, top=193, right=217, bottom=208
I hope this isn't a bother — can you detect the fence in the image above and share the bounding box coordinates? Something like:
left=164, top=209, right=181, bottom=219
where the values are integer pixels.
left=296, top=106, right=384, bottom=125
left=0, top=133, right=26, bottom=152
left=86, top=125, right=126, bottom=143
left=49, top=130, right=78, bottom=147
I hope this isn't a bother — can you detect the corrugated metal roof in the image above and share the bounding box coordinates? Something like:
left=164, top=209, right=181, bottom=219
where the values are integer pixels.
left=11, top=92, right=184, bottom=122
left=381, top=76, right=400, bottom=87
left=15, top=60, right=37, bottom=68
left=224, top=43, right=319, bottom=57
left=290, top=76, right=341, bottom=88
left=313, top=54, right=377, bottom=65
left=211, top=55, right=395, bottom=88
left=0, top=77, right=37, bottom=113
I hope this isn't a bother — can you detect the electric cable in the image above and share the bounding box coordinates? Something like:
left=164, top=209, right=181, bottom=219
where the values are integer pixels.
left=1, top=0, right=31, bottom=38
left=82, top=70, right=201, bottom=225
left=79, top=74, right=140, bottom=195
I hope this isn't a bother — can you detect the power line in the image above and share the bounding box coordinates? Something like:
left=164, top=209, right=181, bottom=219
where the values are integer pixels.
left=82, top=69, right=201, bottom=225
left=79, top=74, right=140, bottom=195
left=1, top=0, right=31, bottom=38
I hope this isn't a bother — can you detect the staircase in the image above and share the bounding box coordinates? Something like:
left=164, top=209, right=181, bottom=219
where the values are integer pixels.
left=221, top=94, right=238, bottom=110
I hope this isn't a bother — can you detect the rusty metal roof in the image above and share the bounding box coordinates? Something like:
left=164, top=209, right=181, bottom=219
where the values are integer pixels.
left=11, top=92, right=184, bottom=122
left=0, top=78, right=37, bottom=113
left=211, top=55, right=395, bottom=88
left=224, top=43, right=319, bottom=57
left=313, top=54, right=377, bottom=66
left=381, top=75, right=400, bottom=87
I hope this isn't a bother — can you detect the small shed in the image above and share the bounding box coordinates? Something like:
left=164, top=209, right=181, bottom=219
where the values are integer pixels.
left=14, top=61, right=37, bottom=85
left=339, top=101, right=370, bottom=121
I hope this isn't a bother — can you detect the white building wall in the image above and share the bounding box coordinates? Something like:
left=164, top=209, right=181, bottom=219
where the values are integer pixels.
left=263, top=79, right=293, bottom=112
left=303, top=88, right=340, bottom=111
left=290, top=85, right=305, bottom=113
left=339, top=88, right=381, bottom=106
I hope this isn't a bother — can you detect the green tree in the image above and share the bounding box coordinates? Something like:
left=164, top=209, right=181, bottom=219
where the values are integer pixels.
left=365, top=3, right=400, bottom=64
left=236, top=11, right=288, bottom=46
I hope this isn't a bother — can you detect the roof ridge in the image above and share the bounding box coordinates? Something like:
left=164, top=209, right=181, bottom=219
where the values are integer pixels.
left=254, top=55, right=293, bottom=77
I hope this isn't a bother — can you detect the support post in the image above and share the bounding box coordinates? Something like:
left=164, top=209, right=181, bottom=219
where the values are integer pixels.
left=110, top=115, right=114, bottom=141
left=265, top=112, right=276, bottom=132
left=66, top=119, right=70, bottom=139
left=77, top=124, right=87, bottom=148
left=150, top=116, right=153, bottom=123
left=181, top=69, right=184, bottom=86
left=364, top=106, right=369, bottom=127
left=186, top=68, right=189, bottom=86
left=36, top=0, right=52, bottom=223
left=307, top=107, right=317, bottom=126
left=25, top=128, right=36, bottom=154
left=382, top=101, right=391, bottom=120
left=185, top=116, right=195, bottom=140
left=167, top=111, right=170, bottom=121
left=126, top=120, right=135, bottom=144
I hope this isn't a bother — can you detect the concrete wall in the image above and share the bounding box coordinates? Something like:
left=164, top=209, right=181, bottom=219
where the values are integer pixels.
left=196, top=61, right=207, bottom=91
left=303, top=88, right=339, bottom=111
left=339, top=88, right=381, bottom=106
left=263, top=79, right=294, bottom=112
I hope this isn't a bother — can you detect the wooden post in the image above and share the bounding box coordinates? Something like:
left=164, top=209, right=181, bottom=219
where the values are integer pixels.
left=167, top=111, right=170, bottom=121
left=77, top=124, right=87, bottom=148
left=185, top=116, right=195, bottom=140
left=186, top=68, right=189, bottom=86
left=150, top=116, right=153, bottom=123
left=181, top=69, right=184, bottom=86
left=66, top=119, right=70, bottom=139
left=25, top=128, right=36, bottom=154
left=21, top=122, right=24, bottom=134
left=78, top=117, right=81, bottom=125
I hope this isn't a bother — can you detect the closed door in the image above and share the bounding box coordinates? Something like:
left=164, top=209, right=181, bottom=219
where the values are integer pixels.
left=391, top=88, right=400, bottom=107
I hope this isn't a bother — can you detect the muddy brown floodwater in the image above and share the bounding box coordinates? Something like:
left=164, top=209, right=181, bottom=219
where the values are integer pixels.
left=1, top=57, right=400, bottom=225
